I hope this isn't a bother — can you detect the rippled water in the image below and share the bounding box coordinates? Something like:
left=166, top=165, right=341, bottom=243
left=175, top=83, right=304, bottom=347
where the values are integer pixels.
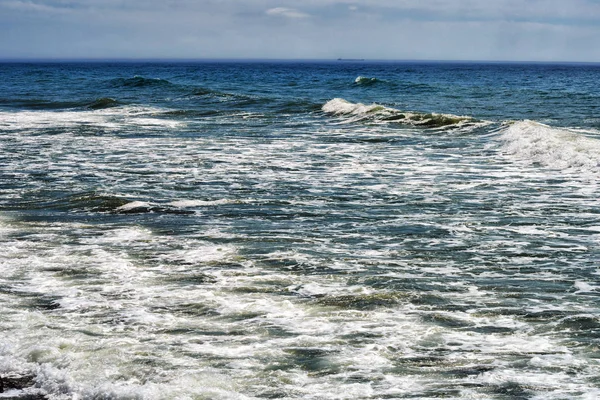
left=0, top=61, right=599, bottom=399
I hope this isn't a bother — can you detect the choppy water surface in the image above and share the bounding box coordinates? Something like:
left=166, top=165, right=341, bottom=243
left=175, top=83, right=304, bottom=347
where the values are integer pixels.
left=0, top=61, right=599, bottom=399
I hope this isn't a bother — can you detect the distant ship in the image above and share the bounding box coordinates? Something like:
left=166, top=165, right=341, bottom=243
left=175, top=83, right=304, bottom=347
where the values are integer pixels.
left=337, top=58, right=365, bottom=61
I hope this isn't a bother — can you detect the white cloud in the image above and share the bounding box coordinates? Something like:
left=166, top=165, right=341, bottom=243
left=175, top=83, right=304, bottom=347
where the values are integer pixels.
left=266, top=7, right=310, bottom=19
left=1, top=0, right=600, bottom=61
left=0, top=0, right=71, bottom=13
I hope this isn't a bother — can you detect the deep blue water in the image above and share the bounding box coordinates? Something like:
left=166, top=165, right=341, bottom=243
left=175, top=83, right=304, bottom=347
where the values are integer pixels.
left=0, top=61, right=599, bottom=399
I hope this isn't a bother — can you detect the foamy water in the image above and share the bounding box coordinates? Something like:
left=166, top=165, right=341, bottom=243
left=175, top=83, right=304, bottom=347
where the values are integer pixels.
left=0, top=61, right=599, bottom=399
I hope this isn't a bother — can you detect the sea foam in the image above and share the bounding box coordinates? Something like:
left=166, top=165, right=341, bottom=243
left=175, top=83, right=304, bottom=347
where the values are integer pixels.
left=500, top=120, right=600, bottom=173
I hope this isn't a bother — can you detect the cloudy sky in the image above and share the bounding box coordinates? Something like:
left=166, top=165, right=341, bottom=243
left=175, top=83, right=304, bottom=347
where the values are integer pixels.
left=1, top=0, right=600, bottom=61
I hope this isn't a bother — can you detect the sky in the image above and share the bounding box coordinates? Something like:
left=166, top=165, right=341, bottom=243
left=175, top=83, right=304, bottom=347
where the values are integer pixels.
left=1, top=0, right=600, bottom=62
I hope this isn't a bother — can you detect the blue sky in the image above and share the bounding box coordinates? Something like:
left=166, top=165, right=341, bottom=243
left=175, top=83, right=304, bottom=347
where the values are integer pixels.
left=1, top=0, right=600, bottom=61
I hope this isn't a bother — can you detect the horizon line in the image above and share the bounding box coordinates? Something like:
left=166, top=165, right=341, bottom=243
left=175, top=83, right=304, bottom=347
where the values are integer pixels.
left=1, top=57, right=600, bottom=65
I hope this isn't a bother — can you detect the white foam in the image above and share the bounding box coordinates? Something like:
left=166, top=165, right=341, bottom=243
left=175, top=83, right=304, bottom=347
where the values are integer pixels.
left=574, top=281, right=598, bottom=293
left=354, top=76, right=378, bottom=84
left=500, top=120, right=600, bottom=173
left=169, top=199, right=237, bottom=207
left=0, top=106, right=183, bottom=132
left=114, top=200, right=153, bottom=212
left=160, top=244, right=236, bottom=265
left=2, top=99, right=600, bottom=399
left=322, top=97, right=389, bottom=117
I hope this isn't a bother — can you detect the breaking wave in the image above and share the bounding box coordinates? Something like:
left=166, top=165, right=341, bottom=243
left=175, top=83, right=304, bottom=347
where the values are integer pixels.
left=499, top=120, right=600, bottom=172
left=354, top=76, right=384, bottom=86
left=113, top=199, right=240, bottom=214
left=322, top=98, right=478, bottom=128
left=114, top=201, right=194, bottom=214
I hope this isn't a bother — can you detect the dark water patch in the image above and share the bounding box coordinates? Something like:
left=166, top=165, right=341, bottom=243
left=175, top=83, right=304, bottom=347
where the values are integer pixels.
left=398, top=388, right=463, bottom=398
left=255, top=390, right=300, bottom=399
left=339, top=331, right=385, bottom=345
left=379, top=224, right=451, bottom=238
left=0, top=374, right=47, bottom=400
left=188, top=87, right=239, bottom=101
left=225, top=311, right=265, bottom=321
left=85, top=97, right=120, bottom=110
left=257, top=258, right=343, bottom=276
left=472, top=306, right=577, bottom=321
left=189, top=87, right=217, bottom=96
left=347, top=136, right=398, bottom=144
left=158, top=328, right=246, bottom=337
left=466, top=325, right=516, bottom=334
left=342, top=374, right=385, bottom=384
left=41, top=265, right=101, bottom=280
left=485, top=381, right=534, bottom=400
left=421, top=313, right=474, bottom=329
left=150, top=303, right=218, bottom=317
left=164, top=272, right=217, bottom=286
left=314, top=291, right=405, bottom=310
left=74, top=329, right=105, bottom=338
left=187, top=86, right=271, bottom=107
left=0, top=97, right=122, bottom=111
left=443, top=365, right=495, bottom=378
left=477, top=278, right=573, bottom=295
left=70, top=193, right=130, bottom=212
left=358, top=276, right=468, bottom=293
left=394, top=81, right=440, bottom=93
left=159, top=109, right=221, bottom=118
left=521, top=309, right=571, bottom=321
left=395, top=355, right=448, bottom=368
left=281, top=348, right=339, bottom=375
left=0, top=284, right=17, bottom=296
left=228, top=286, right=288, bottom=295
left=108, top=76, right=173, bottom=88
left=273, top=99, right=323, bottom=114
left=26, top=295, right=62, bottom=311
left=262, top=325, right=296, bottom=338
left=408, top=294, right=464, bottom=310
left=555, top=315, right=600, bottom=332
left=3, top=191, right=131, bottom=213
left=0, top=98, right=82, bottom=110
left=0, top=375, right=35, bottom=391
left=409, top=113, right=474, bottom=128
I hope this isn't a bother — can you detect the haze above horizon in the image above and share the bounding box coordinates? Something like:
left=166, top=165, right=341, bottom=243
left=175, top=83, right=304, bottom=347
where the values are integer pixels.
left=2, top=0, right=599, bottom=62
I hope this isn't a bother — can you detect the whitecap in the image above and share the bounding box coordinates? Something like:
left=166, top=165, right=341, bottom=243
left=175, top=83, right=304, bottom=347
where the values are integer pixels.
left=500, top=120, right=600, bottom=173
left=574, top=281, right=598, bottom=293
left=169, top=199, right=237, bottom=207
left=114, top=200, right=153, bottom=212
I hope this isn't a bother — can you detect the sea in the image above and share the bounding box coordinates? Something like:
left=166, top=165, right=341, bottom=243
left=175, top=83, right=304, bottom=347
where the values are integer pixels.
left=0, top=60, right=599, bottom=399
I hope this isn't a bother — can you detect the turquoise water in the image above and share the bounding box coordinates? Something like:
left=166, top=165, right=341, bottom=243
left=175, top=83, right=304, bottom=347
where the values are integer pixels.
left=0, top=61, right=599, bottom=399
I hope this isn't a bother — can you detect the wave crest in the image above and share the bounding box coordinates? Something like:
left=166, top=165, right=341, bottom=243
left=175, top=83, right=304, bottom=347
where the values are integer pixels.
left=500, top=120, right=600, bottom=172
left=86, top=97, right=120, bottom=110
left=354, top=76, right=381, bottom=86
left=322, top=98, right=477, bottom=128
left=109, top=76, right=172, bottom=88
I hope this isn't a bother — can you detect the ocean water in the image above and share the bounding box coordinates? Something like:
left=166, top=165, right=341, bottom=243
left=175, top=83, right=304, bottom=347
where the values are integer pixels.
left=0, top=61, right=599, bottom=399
